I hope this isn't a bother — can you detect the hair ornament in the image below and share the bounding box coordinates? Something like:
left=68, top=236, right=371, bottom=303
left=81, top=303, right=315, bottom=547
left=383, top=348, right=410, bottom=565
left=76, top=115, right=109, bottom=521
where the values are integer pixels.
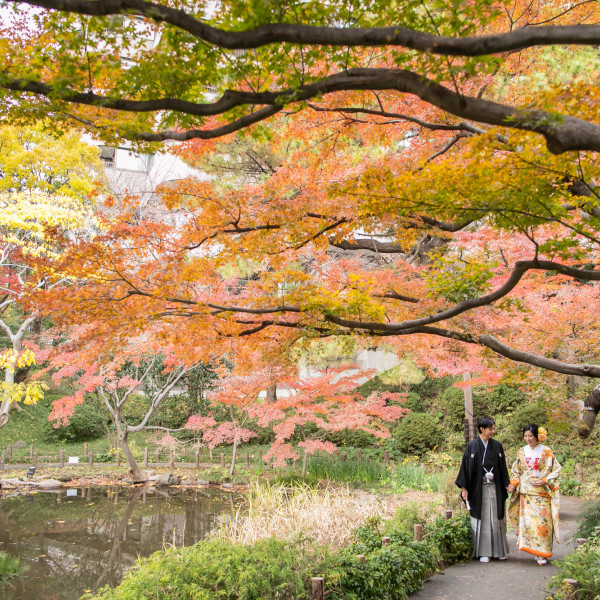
left=538, top=427, right=547, bottom=442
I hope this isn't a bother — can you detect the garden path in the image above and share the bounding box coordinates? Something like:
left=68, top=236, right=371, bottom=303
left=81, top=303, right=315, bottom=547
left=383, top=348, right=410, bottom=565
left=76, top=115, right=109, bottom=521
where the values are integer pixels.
left=412, top=496, right=586, bottom=600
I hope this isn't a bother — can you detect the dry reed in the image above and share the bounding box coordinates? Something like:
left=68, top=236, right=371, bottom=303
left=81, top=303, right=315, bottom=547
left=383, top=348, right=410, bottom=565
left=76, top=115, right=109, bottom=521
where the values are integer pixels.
left=217, top=481, right=432, bottom=548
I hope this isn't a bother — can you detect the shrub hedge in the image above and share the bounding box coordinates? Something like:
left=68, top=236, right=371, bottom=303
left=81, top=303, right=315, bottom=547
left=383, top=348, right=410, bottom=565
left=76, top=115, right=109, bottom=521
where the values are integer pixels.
left=85, top=511, right=472, bottom=600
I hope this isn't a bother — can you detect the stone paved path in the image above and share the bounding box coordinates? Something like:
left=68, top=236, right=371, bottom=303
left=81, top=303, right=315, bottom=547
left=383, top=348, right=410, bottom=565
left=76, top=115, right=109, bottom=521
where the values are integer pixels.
left=412, top=496, right=585, bottom=600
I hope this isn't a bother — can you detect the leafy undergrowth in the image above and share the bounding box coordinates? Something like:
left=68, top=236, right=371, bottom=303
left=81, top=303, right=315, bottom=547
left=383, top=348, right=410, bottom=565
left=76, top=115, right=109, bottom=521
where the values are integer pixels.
left=0, top=551, right=25, bottom=580
left=547, top=525, right=600, bottom=600
left=84, top=482, right=471, bottom=600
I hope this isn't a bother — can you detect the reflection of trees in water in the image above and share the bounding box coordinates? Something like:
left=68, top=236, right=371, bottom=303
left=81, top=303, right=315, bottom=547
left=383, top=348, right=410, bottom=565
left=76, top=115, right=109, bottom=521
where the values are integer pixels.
left=0, top=487, right=240, bottom=600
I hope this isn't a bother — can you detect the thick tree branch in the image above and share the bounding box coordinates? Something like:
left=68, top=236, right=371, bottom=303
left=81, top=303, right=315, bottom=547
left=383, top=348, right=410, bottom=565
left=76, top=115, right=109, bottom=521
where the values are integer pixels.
left=10, top=1, right=600, bottom=56
left=4, top=69, right=600, bottom=153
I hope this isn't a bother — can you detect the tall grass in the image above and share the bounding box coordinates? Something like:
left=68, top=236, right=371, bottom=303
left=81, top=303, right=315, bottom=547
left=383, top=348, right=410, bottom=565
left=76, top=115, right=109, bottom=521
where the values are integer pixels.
left=0, top=551, right=25, bottom=580
left=282, top=454, right=448, bottom=491
left=217, top=481, right=409, bottom=548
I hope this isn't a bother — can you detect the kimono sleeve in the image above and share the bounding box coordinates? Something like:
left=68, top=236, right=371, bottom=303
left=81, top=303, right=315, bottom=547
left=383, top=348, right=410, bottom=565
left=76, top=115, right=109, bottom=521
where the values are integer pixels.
left=455, top=446, right=471, bottom=490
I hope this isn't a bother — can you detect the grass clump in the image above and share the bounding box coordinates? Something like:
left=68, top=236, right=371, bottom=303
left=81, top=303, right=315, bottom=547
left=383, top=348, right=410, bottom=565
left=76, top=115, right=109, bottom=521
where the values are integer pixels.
left=219, top=481, right=402, bottom=548
left=0, top=551, right=25, bottom=580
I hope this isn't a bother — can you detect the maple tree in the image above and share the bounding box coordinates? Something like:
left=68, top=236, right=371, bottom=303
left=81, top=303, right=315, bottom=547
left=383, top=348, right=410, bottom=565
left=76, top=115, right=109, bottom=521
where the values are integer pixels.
left=185, top=365, right=409, bottom=476
left=48, top=339, right=205, bottom=481
left=3, top=1, right=600, bottom=434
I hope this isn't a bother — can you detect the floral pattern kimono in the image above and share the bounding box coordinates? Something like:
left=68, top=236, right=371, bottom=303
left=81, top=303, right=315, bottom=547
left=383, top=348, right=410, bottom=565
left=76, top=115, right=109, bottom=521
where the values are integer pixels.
left=508, top=445, right=561, bottom=559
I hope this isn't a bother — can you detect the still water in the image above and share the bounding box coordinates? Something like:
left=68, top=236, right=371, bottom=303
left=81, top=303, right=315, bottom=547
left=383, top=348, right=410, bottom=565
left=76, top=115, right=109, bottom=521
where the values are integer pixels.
left=0, top=486, right=244, bottom=600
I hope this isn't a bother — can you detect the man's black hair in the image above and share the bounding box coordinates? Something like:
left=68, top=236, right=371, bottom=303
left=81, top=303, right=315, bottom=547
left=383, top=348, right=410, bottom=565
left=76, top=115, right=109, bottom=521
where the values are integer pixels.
left=476, top=416, right=495, bottom=433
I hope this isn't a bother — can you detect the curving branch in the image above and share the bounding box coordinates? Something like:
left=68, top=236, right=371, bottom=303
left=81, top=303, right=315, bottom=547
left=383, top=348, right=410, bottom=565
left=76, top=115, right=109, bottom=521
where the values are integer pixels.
left=3, top=69, right=600, bottom=153
left=9, top=1, right=600, bottom=56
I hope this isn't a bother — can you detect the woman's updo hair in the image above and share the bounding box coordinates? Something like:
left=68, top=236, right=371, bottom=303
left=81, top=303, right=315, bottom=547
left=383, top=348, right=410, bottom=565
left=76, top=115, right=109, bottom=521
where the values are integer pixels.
left=523, top=423, right=539, bottom=440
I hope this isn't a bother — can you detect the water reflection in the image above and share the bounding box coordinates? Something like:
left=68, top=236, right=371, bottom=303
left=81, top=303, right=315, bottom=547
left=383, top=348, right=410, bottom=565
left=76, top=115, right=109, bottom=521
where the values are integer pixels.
left=0, top=487, right=243, bottom=600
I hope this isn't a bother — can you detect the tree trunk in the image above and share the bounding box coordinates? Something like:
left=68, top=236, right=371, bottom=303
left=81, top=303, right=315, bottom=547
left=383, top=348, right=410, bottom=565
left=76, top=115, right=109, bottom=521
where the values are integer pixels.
left=266, top=383, right=277, bottom=403
left=228, top=437, right=238, bottom=478
left=578, top=384, right=600, bottom=438
left=0, top=367, right=16, bottom=427
left=117, top=424, right=145, bottom=482
left=301, top=449, right=308, bottom=478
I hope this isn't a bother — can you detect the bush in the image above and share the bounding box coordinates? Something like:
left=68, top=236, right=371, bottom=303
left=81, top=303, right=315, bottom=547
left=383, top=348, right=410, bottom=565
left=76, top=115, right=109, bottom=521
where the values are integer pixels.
left=87, top=537, right=326, bottom=600
left=85, top=506, right=474, bottom=600
left=547, top=547, right=600, bottom=600
left=322, top=428, right=378, bottom=448
left=329, top=524, right=436, bottom=600
left=0, top=551, right=25, bottom=580
left=508, top=402, right=549, bottom=441
left=576, top=499, right=600, bottom=539
left=392, top=413, right=440, bottom=455
left=425, top=511, right=473, bottom=565
left=45, top=399, right=108, bottom=442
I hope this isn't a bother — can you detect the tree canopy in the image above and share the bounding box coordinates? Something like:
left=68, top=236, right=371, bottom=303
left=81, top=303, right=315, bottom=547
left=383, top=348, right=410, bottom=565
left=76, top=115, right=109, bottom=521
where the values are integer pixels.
left=2, top=0, right=600, bottom=432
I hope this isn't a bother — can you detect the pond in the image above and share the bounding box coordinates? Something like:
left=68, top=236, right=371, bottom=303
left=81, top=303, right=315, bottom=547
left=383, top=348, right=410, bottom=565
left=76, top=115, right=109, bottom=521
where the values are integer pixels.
left=0, top=487, right=245, bottom=600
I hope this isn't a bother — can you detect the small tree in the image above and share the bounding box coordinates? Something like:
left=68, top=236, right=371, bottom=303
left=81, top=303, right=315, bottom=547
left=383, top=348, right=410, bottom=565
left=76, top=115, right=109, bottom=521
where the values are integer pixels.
left=49, top=346, right=202, bottom=481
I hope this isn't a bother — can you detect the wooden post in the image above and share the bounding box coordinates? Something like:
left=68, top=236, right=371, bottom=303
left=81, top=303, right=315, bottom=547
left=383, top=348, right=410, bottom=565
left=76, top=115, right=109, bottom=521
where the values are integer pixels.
left=7, top=446, right=12, bottom=461
left=33, top=453, right=37, bottom=466
left=382, top=536, right=391, bottom=546
left=144, top=448, right=149, bottom=468
left=89, top=452, right=93, bottom=466
left=83, top=442, right=88, bottom=457
left=356, top=449, right=362, bottom=461
left=220, top=453, right=225, bottom=469
left=311, top=577, right=324, bottom=600
left=169, top=449, right=175, bottom=468
left=29, top=444, right=34, bottom=460
left=195, top=450, right=200, bottom=468
left=245, top=452, right=249, bottom=468
left=342, top=453, right=347, bottom=461
left=0, top=450, right=4, bottom=470
left=209, top=447, right=213, bottom=462
left=59, top=448, right=64, bottom=469
left=155, top=448, right=160, bottom=463
left=116, top=451, right=121, bottom=467
left=414, top=524, right=423, bottom=541
left=384, top=450, right=389, bottom=465
left=576, top=463, right=583, bottom=484
left=463, top=372, right=474, bottom=443
left=576, top=538, right=587, bottom=547
left=444, top=510, right=453, bottom=520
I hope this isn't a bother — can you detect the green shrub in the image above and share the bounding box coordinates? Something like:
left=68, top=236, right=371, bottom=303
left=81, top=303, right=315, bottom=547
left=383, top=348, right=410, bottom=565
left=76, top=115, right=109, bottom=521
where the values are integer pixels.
left=87, top=537, right=326, bottom=600
left=322, top=428, right=378, bottom=448
left=148, top=394, right=195, bottom=429
left=0, top=551, right=25, bottom=580
left=438, top=387, right=465, bottom=432
left=84, top=506, right=473, bottom=600
left=403, top=392, right=425, bottom=413
left=329, top=524, right=436, bottom=600
left=45, top=399, right=108, bottom=442
left=425, top=512, right=473, bottom=565
left=408, top=375, right=455, bottom=407
left=547, top=547, right=600, bottom=600
left=576, top=499, right=600, bottom=539
left=508, top=402, right=549, bottom=441
left=486, top=384, right=527, bottom=414
left=392, top=413, right=440, bottom=455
